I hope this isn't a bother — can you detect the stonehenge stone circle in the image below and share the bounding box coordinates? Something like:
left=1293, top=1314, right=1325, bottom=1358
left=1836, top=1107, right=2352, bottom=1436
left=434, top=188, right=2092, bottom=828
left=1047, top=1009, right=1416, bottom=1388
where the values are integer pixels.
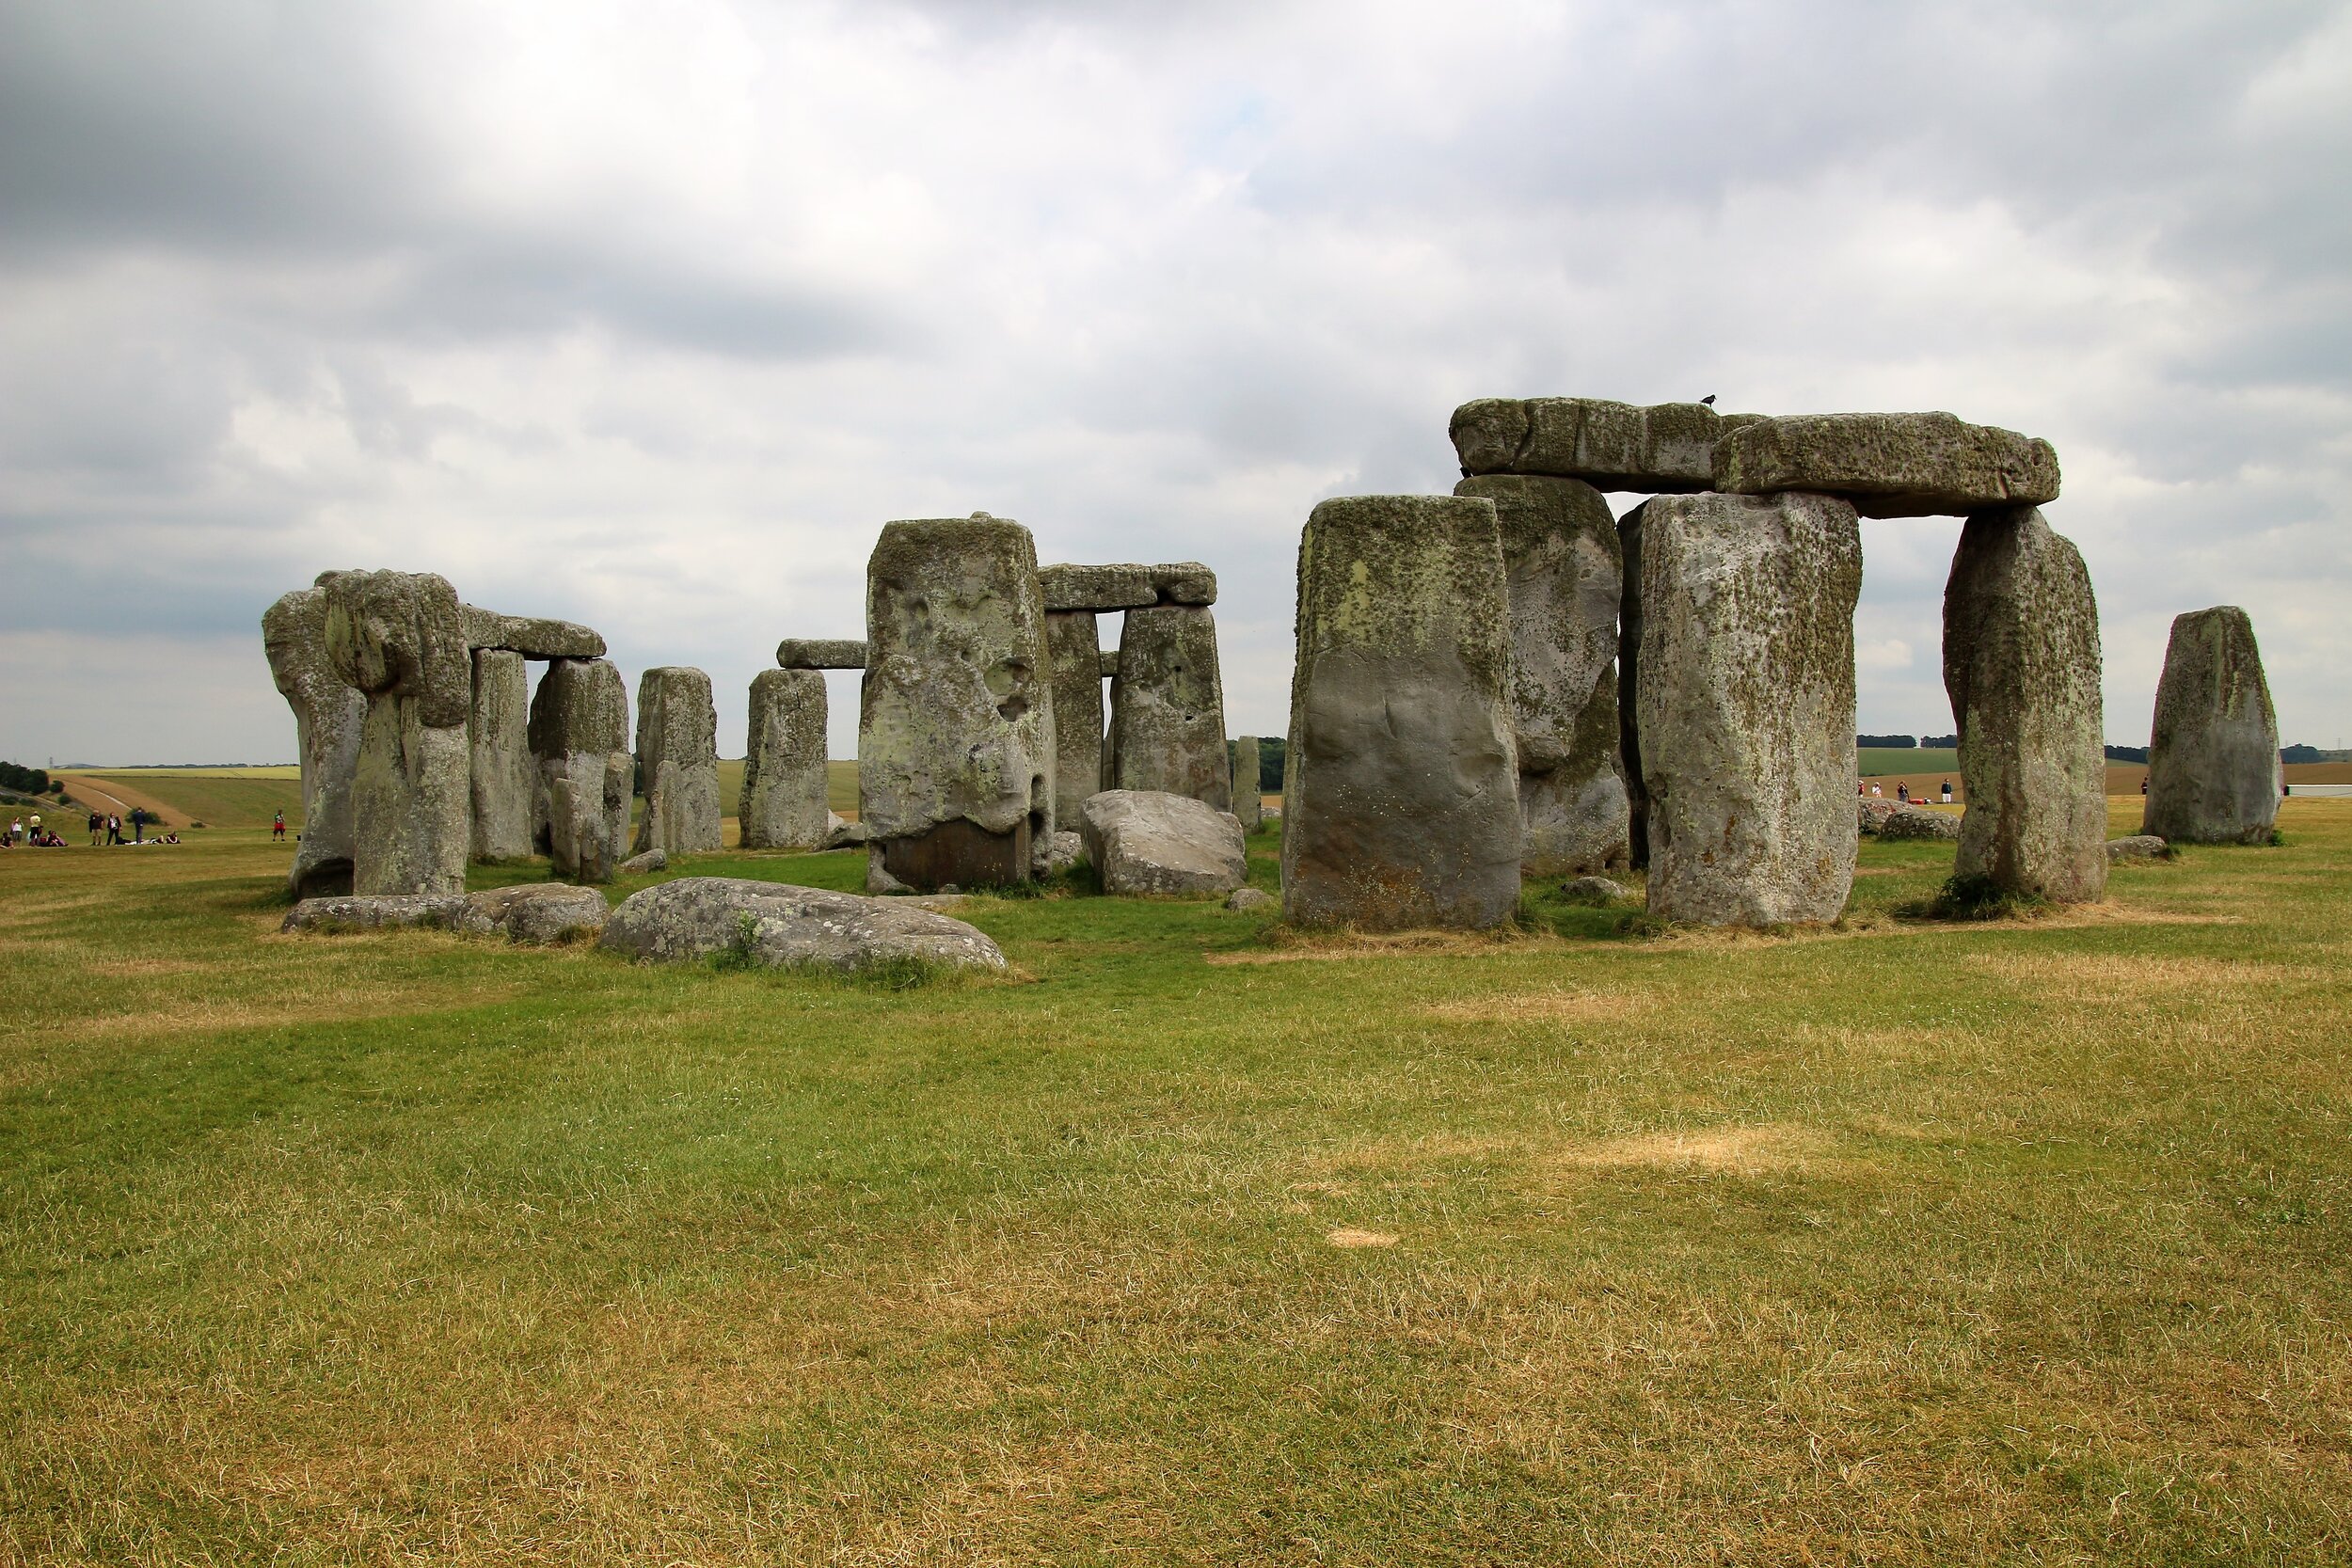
left=632, top=666, right=723, bottom=858
left=1045, top=610, right=1106, bottom=818
left=321, top=569, right=472, bottom=897
left=1614, top=500, right=1650, bottom=871
left=2143, top=606, right=2280, bottom=845
left=1637, top=491, right=1862, bottom=927
left=1281, top=495, right=1519, bottom=930
left=1108, top=604, right=1231, bottom=811
left=599, top=878, right=1008, bottom=973
left=529, top=657, right=632, bottom=882
left=1943, top=504, right=2106, bottom=904
left=1451, top=397, right=1762, bottom=491
left=1040, top=562, right=1155, bottom=612
left=1715, top=412, right=2059, bottom=519
left=1078, top=789, right=1248, bottom=898
left=740, top=668, right=830, bottom=850
left=1231, top=736, right=1263, bottom=831
left=460, top=607, right=605, bottom=659
left=1455, top=473, right=1630, bottom=875
left=469, top=648, right=535, bottom=863
left=775, top=638, right=868, bottom=670
left=262, top=583, right=366, bottom=897
left=860, top=515, right=1054, bottom=891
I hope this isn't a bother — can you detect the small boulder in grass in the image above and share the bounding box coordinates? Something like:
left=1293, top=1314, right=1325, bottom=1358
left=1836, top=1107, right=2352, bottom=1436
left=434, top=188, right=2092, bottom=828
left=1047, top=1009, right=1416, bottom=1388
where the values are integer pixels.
left=1557, top=876, right=1629, bottom=906
left=453, top=883, right=610, bottom=943
left=1857, top=798, right=1903, bottom=834
left=1079, top=789, right=1248, bottom=898
left=619, top=847, right=667, bottom=876
left=2106, top=834, right=2171, bottom=863
left=282, top=894, right=465, bottom=933
left=599, top=877, right=1007, bottom=974
left=1877, top=805, right=1962, bottom=841
left=1225, top=887, right=1277, bottom=912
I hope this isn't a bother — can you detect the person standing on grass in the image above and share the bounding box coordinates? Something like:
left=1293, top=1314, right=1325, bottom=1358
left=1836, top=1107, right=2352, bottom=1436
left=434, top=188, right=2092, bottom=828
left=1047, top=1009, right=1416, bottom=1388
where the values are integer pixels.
left=87, top=809, right=103, bottom=846
left=130, top=806, right=145, bottom=844
left=1940, top=780, right=1953, bottom=804
left=8, top=816, right=20, bottom=843
left=28, top=810, right=40, bottom=842
left=272, top=809, right=286, bottom=842
left=1896, top=783, right=1909, bottom=803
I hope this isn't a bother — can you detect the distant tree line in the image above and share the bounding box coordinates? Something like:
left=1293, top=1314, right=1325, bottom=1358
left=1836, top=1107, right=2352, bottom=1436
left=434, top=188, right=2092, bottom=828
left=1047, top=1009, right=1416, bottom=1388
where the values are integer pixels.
left=1856, top=734, right=1959, bottom=750
left=2105, top=745, right=2149, bottom=764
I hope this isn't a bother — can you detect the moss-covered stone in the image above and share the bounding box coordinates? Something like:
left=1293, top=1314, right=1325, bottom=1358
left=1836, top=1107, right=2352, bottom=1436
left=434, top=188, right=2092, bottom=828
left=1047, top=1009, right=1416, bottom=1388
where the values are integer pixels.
left=2143, top=606, right=2280, bottom=845
left=529, top=657, right=631, bottom=883
left=262, top=584, right=364, bottom=897
left=741, top=669, right=830, bottom=850
left=1045, top=610, right=1105, bottom=820
left=468, top=648, right=534, bottom=862
left=1109, top=605, right=1230, bottom=811
left=1717, top=412, right=2059, bottom=519
left=631, top=667, right=723, bottom=858
left=320, top=570, right=471, bottom=896
left=1449, top=398, right=1760, bottom=490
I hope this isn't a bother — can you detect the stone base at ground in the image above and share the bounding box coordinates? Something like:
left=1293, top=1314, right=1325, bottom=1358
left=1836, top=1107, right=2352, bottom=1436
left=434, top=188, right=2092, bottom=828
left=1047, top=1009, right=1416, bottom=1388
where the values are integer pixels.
left=598, top=878, right=1007, bottom=972
left=1079, top=789, right=1247, bottom=897
left=282, top=894, right=466, bottom=932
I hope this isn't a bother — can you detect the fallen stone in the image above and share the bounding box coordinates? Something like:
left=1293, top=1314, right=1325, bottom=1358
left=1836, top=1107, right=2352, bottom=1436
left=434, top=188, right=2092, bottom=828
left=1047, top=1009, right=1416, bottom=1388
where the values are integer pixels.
left=1108, top=605, right=1231, bottom=810
left=824, top=815, right=873, bottom=849
left=862, top=515, right=1054, bottom=890
left=322, top=569, right=472, bottom=896
left=1877, top=805, right=1962, bottom=841
left=1857, top=797, right=1903, bottom=833
left=1046, top=610, right=1106, bottom=820
left=262, top=584, right=365, bottom=897
left=632, top=667, right=723, bottom=858
left=866, top=851, right=912, bottom=895
left=1281, top=495, right=1520, bottom=930
left=1638, top=492, right=1861, bottom=926
left=619, top=847, right=667, bottom=875
left=774, top=638, right=868, bottom=670
left=469, top=648, right=535, bottom=862
left=1715, top=412, right=2059, bottom=519
left=1556, top=876, right=1629, bottom=905
left=1944, top=505, right=2106, bottom=904
left=2107, top=834, right=2170, bottom=862
left=1450, top=397, right=1760, bottom=490
left=2142, top=606, right=2281, bottom=846
left=1231, top=736, right=1263, bottom=832
left=281, top=893, right=465, bottom=933
left=1039, top=563, right=1155, bottom=612
left=453, top=883, right=610, bottom=943
left=1225, top=887, right=1277, bottom=912
left=1080, top=789, right=1248, bottom=897
left=1456, top=473, right=1629, bottom=875
left=1150, top=562, right=1216, bottom=606
left=529, top=657, right=633, bottom=883
left=460, top=606, right=606, bottom=659
left=599, top=877, right=1008, bottom=973
left=740, top=668, right=830, bottom=850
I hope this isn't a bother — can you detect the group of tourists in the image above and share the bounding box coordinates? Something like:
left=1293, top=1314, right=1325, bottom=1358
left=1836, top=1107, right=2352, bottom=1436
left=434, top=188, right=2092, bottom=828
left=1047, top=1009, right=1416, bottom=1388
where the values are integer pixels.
left=1, top=806, right=168, bottom=847
left=1858, top=779, right=1957, bottom=804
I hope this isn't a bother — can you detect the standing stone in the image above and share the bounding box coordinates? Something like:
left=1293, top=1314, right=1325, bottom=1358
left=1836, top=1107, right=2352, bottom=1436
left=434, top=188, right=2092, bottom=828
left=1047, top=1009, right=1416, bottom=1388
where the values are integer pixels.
left=740, top=668, right=830, bottom=850
left=321, top=570, right=472, bottom=897
left=631, top=667, right=723, bottom=858
left=1281, top=495, right=1519, bottom=930
left=469, top=649, right=534, bottom=862
left=1457, top=474, right=1630, bottom=875
left=1231, top=736, right=1263, bottom=831
left=2143, top=607, right=2280, bottom=845
left=1943, top=505, right=2106, bottom=903
left=1109, top=605, right=1231, bottom=811
left=262, top=583, right=366, bottom=897
left=1045, top=610, right=1106, bottom=819
left=529, top=657, right=632, bottom=883
left=1637, top=492, right=1862, bottom=926
left=1615, top=500, right=1651, bottom=871
left=860, top=515, right=1055, bottom=891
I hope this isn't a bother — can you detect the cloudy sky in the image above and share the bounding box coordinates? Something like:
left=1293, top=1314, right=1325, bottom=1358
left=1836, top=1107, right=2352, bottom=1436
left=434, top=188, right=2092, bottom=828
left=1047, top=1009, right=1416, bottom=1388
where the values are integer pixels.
left=4, top=0, right=2347, bottom=766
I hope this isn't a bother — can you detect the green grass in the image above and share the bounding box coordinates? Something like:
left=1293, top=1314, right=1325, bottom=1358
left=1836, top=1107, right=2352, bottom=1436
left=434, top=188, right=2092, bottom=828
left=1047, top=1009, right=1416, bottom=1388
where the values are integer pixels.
left=1858, top=746, right=1959, bottom=776
left=3, top=804, right=2349, bottom=1562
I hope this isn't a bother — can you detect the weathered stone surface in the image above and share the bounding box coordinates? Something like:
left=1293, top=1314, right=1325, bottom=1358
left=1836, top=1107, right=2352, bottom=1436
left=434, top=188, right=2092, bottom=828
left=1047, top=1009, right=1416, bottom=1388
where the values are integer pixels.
left=1109, top=605, right=1230, bottom=810
left=740, top=669, right=829, bottom=850
left=1716, top=413, right=2060, bottom=519
left=631, top=667, right=723, bottom=858
left=774, top=638, right=868, bottom=670
left=1615, top=501, right=1650, bottom=871
left=1040, top=563, right=1155, bottom=613
left=1151, top=562, right=1216, bottom=606
left=1281, top=495, right=1519, bottom=930
left=1857, top=797, right=1904, bottom=834
left=1098, top=650, right=1120, bottom=678
left=469, top=649, right=535, bottom=862
left=321, top=570, right=472, bottom=896
left=824, top=815, right=872, bottom=849
left=599, top=877, right=1008, bottom=973
left=529, top=657, right=631, bottom=883
left=1457, top=474, right=1629, bottom=875
left=1079, top=789, right=1248, bottom=898
left=281, top=893, right=465, bottom=933
left=1045, top=610, right=1106, bottom=819
left=1450, top=398, right=1760, bottom=490
left=1225, top=886, right=1276, bottom=912
left=1557, top=875, right=1629, bottom=905
left=2107, top=834, right=2170, bottom=862
left=1943, top=505, right=2106, bottom=903
left=452, top=883, right=610, bottom=943
left=262, top=586, right=365, bottom=897
left=1044, top=829, right=1084, bottom=875
left=2143, top=606, right=2280, bottom=845
left=1231, top=736, right=1263, bottom=832
left=461, top=606, right=606, bottom=659
left=619, top=847, right=667, bottom=875
left=861, top=515, right=1055, bottom=890
left=1638, top=492, right=1861, bottom=926
left=1877, top=805, right=1962, bottom=841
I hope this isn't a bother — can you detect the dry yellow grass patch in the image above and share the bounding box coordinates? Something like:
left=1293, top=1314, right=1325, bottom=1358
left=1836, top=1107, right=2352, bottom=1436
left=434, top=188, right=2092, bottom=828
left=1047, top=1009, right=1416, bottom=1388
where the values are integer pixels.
left=1326, top=1227, right=1398, bottom=1248
left=1547, top=1122, right=1838, bottom=1177
left=1207, top=927, right=1552, bottom=966
left=8, top=980, right=523, bottom=1044
left=1960, top=950, right=2312, bottom=1003
left=1422, top=987, right=1651, bottom=1025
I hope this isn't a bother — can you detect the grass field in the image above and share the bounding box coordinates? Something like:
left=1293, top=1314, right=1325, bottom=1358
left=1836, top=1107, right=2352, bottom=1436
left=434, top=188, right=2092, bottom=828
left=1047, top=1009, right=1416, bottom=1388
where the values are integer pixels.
left=2, top=800, right=2347, bottom=1562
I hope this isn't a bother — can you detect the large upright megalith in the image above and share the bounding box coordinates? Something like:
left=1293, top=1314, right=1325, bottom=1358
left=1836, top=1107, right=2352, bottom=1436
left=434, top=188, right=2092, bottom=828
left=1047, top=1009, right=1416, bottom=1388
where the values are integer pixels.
left=1043, top=610, right=1106, bottom=819
left=860, top=515, right=1054, bottom=890
left=262, top=582, right=366, bottom=897
left=2143, top=607, right=2280, bottom=846
left=1637, top=492, right=1861, bottom=926
left=469, top=648, right=534, bottom=862
left=320, top=569, right=472, bottom=897
left=1231, top=736, right=1263, bottom=831
left=631, top=666, right=723, bottom=858
left=740, top=668, right=830, bottom=850
left=529, top=657, right=632, bottom=882
left=1281, top=495, right=1519, bottom=930
left=1943, top=505, right=2106, bottom=903
left=1109, top=604, right=1231, bottom=811
left=1456, top=473, right=1629, bottom=875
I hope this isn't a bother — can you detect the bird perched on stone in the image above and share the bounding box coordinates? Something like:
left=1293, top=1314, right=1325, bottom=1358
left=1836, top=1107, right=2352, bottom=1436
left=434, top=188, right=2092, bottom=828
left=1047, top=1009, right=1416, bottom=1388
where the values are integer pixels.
left=1700, top=394, right=1717, bottom=405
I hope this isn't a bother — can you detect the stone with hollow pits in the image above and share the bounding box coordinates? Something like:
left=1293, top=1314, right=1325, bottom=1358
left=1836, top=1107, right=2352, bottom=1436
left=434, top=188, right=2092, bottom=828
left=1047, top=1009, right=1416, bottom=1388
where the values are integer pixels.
left=2142, top=606, right=2280, bottom=846
left=263, top=584, right=365, bottom=897
left=740, top=668, right=830, bottom=850
left=1715, top=412, right=2059, bottom=519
